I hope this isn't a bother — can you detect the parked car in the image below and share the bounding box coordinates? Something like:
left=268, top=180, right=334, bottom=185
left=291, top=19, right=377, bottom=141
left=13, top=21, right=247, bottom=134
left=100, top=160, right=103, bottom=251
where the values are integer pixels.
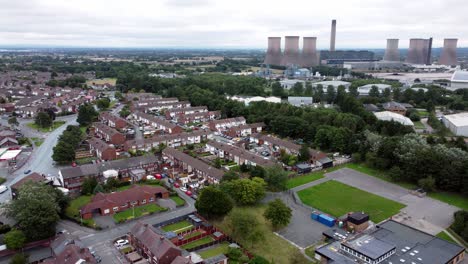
left=173, top=182, right=180, bottom=188
left=114, top=239, right=129, bottom=248
left=23, top=170, right=31, bottom=174
left=185, top=190, right=192, bottom=196
left=0, top=185, right=8, bottom=194
left=91, top=251, right=102, bottom=263
left=192, top=194, right=198, bottom=200
left=180, top=187, right=187, bottom=192
left=168, top=178, right=174, bottom=184
left=161, top=173, right=168, bottom=178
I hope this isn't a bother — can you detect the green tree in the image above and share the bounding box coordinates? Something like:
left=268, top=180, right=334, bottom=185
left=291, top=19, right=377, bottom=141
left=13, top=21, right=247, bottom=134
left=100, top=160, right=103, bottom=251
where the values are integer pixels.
left=195, top=186, right=233, bottom=219
left=249, top=256, right=270, bottom=264
left=221, top=177, right=266, bottom=205
left=77, top=103, right=98, bottom=126
left=52, top=141, right=76, bottom=164
left=119, top=105, right=131, bottom=118
left=304, top=82, right=313, bottom=96
left=228, top=209, right=264, bottom=247
left=81, top=177, right=98, bottom=195
left=298, top=144, right=311, bottom=162
left=369, top=85, right=380, bottom=97
left=326, top=85, right=336, bottom=103
left=213, top=157, right=222, bottom=169
left=34, top=112, right=52, bottom=128
left=271, top=82, right=285, bottom=97
left=264, top=199, right=292, bottom=229
left=93, top=184, right=104, bottom=194
left=264, top=166, right=288, bottom=191
left=114, top=91, right=124, bottom=101
left=96, top=98, right=111, bottom=110
left=227, top=247, right=243, bottom=261
left=221, top=171, right=240, bottom=182
left=3, top=182, right=60, bottom=240
left=10, top=253, right=28, bottom=264
left=292, top=82, right=304, bottom=96
left=4, top=229, right=26, bottom=250
left=8, top=117, right=18, bottom=127
left=418, top=177, right=436, bottom=192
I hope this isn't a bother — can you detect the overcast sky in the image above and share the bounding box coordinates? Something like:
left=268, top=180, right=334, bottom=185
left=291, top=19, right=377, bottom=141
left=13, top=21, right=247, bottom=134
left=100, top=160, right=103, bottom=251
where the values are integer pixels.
left=0, top=0, right=466, bottom=49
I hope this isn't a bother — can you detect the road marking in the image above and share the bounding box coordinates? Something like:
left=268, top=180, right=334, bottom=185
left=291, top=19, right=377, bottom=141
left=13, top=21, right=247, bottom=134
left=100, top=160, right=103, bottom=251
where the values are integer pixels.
left=81, top=234, right=95, bottom=239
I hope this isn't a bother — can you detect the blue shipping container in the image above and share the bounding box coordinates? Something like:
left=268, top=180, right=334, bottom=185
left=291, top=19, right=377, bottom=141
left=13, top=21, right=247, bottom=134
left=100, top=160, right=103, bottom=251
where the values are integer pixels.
left=318, top=214, right=335, bottom=227
left=311, top=213, right=319, bottom=220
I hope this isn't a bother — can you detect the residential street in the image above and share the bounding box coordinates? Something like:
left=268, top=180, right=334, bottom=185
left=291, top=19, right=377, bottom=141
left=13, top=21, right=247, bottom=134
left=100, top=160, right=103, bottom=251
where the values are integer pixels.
left=0, top=114, right=78, bottom=203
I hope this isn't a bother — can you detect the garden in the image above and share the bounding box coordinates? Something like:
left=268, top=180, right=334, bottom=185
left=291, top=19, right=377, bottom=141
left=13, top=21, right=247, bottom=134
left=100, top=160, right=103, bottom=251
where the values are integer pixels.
left=113, top=203, right=167, bottom=223
left=161, top=220, right=194, bottom=233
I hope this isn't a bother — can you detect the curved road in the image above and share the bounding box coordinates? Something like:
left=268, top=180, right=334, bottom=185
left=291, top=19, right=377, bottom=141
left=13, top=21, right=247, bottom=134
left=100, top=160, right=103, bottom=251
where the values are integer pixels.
left=0, top=114, right=78, bottom=202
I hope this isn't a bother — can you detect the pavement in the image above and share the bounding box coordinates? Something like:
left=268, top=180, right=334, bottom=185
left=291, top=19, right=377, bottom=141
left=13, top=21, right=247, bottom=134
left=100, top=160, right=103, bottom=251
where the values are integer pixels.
left=0, top=114, right=78, bottom=203
left=295, top=168, right=460, bottom=235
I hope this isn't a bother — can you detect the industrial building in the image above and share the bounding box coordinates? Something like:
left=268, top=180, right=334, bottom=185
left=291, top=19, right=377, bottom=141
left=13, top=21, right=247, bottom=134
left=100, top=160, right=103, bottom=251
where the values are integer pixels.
left=288, top=96, right=313, bottom=107
left=343, top=61, right=405, bottom=71
left=449, top=71, right=468, bottom=91
left=383, top=39, right=400, bottom=61
left=312, top=80, right=351, bottom=90
left=315, top=220, right=465, bottom=264
left=442, top=112, right=468, bottom=137
left=439, top=38, right=458, bottom=66
left=357, top=84, right=392, bottom=96
left=320, top=50, right=376, bottom=65
left=374, top=111, right=414, bottom=126
left=406, top=38, right=432, bottom=65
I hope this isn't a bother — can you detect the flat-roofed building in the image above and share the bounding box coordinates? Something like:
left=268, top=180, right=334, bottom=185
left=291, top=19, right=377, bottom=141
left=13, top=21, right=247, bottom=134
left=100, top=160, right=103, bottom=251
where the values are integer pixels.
left=442, top=112, right=468, bottom=136
left=450, top=71, right=468, bottom=91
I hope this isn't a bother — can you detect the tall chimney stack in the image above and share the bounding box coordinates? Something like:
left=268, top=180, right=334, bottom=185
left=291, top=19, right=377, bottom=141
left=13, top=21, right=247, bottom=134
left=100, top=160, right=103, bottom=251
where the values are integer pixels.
left=301, top=37, right=319, bottom=67
left=281, top=36, right=300, bottom=66
left=383, top=39, right=400, bottom=61
left=330, top=19, right=336, bottom=51
left=264, top=37, right=282, bottom=66
left=439, top=38, right=458, bottom=66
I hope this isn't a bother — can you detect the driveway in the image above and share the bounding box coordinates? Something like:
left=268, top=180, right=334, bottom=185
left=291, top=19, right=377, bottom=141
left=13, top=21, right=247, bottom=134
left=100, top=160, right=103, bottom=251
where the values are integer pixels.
left=324, top=168, right=459, bottom=235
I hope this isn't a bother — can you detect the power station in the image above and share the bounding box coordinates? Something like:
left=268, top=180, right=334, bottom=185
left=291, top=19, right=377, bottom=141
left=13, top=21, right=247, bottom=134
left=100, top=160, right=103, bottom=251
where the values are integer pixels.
left=405, top=38, right=432, bottom=65
left=383, top=39, right=400, bottom=61
left=439, top=38, right=458, bottom=66
left=330, top=19, right=336, bottom=52
left=282, top=36, right=301, bottom=66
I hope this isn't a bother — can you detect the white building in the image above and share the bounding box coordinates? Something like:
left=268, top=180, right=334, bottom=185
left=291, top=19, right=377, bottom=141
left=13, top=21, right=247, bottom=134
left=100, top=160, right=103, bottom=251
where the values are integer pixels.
left=374, top=111, right=414, bottom=126
left=357, top=84, right=392, bottom=96
left=279, top=79, right=305, bottom=89
left=450, top=71, right=468, bottom=91
left=442, top=112, right=468, bottom=136
left=312, top=80, right=351, bottom=90
left=227, top=95, right=281, bottom=106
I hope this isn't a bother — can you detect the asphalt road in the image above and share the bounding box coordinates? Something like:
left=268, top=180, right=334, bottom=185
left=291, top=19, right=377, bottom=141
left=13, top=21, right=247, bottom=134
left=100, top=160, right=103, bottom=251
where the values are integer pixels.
left=0, top=114, right=78, bottom=202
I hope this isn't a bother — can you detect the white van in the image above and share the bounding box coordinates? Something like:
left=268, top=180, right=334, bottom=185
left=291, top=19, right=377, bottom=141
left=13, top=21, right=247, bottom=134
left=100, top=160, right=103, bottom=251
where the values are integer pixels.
left=0, top=185, right=8, bottom=194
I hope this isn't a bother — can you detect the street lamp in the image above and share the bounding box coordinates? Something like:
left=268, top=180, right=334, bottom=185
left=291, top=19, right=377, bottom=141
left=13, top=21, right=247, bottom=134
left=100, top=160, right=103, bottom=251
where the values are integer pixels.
left=132, top=204, right=135, bottom=219
left=79, top=209, right=83, bottom=225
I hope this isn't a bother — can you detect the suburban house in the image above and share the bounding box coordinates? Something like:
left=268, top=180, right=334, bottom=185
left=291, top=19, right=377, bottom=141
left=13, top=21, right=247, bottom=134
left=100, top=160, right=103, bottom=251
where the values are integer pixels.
left=43, top=233, right=97, bottom=264
left=93, top=122, right=126, bottom=145
left=132, top=112, right=183, bottom=134
left=250, top=133, right=329, bottom=166
left=165, top=106, right=208, bottom=119
left=174, top=111, right=221, bottom=125
left=124, top=130, right=212, bottom=152
left=59, top=156, right=159, bottom=195
left=11, top=172, right=49, bottom=198
left=144, top=101, right=191, bottom=112
left=382, top=101, right=407, bottom=115
left=99, top=111, right=129, bottom=129
left=126, top=93, right=162, bottom=102
left=131, top=97, right=179, bottom=110
left=162, top=147, right=225, bottom=185
left=80, top=185, right=169, bottom=219
left=208, top=117, right=246, bottom=132
left=88, top=137, right=117, bottom=161
left=0, top=103, right=15, bottom=113
left=205, top=140, right=276, bottom=168
left=129, top=221, right=182, bottom=264
left=225, top=122, right=264, bottom=138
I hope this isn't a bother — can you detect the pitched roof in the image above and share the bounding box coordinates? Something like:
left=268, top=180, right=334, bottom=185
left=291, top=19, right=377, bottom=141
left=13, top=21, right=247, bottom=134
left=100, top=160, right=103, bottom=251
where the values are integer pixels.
left=206, top=140, right=276, bottom=167
left=81, top=185, right=169, bottom=214
left=93, top=122, right=123, bottom=137
left=162, top=147, right=225, bottom=179
left=88, top=137, right=115, bottom=152
left=11, top=172, right=44, bottom=190
left=130, top=221, right=181, bottom=260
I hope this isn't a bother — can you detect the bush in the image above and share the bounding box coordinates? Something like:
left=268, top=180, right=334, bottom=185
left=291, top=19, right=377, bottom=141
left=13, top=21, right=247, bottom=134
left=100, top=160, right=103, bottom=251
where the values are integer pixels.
left=418, top=177, right=435, bottom=192
left=0, top=224, right=11, bottom=234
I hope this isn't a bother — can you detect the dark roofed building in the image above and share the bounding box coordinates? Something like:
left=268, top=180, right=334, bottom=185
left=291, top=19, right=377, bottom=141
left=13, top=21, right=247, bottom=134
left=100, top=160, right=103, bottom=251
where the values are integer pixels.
left=383, top=101, right=407, bottom=115
left=88, top=137, right=117, bottom=161
left=129, top=221, right=182, bottom=264
left=205, top=140, right=276, bottom=168
left=93, top=122, right=126, bottom=145
left=11, top=172, right=48, bottom=198
left=99, top=111, right=129, bottom=129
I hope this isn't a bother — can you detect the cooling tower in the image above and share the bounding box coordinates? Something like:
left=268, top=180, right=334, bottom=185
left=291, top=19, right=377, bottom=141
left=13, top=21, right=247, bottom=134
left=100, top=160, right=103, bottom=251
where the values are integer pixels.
left=281, top=36, right=301, bottom=66
left=330, top=20, right=336, bottom=51
left=301, top=37, right=319, bottom=67
left=406, top=38, right=429, bottom=64
left=383, top=39, right=400, bottom=61
left=264, top=37, right=283, bottom=66
left=439, top=38, right=458, bottom=66
left=425, top=37, right=433, bottom=65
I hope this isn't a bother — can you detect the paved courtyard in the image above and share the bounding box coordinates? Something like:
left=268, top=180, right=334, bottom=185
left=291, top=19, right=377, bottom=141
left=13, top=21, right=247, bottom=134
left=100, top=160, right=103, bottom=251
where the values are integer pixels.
left=325, top=168, right=459, bottom=235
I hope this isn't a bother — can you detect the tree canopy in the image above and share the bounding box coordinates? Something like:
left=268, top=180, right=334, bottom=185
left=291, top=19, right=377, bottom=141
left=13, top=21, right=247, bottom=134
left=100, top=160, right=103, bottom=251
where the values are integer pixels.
left=195, top=186, right=233, bottom=219
left=77, top=103, right=98, bottom=126
left=264, top=199, right=292, bottom=229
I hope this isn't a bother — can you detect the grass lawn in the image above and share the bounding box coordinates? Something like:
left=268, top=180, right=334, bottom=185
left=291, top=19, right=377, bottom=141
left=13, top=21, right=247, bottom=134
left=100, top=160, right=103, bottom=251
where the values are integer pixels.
left=286, top=164, right=347, bottom=189
left=113, top=203, right=166, bottom=222
left=86, top=78, right=117, bottom=86
left=27, top=121, right=66, bottom=133
left=115, top=182, right=162, bottom=192
left=65, top=195, right=96, bottom=228
left=170, top=196, right=186, bottom=206
left=0, top=177, right=6, bottom=184
left=198, top=242, right=230, bottom=259
left=180, top=236, right=214, bottom=250
left=298, top=180, right=405, bottom=223
left=184, top=231, right=203, bottom=240
left=413, top=121, right=426, bottom=129
left=436, top=231, right=457, bottom=244
left=75, top=157, right=96, bottom=165
left=427, top=192, right=468, bottom=211
left=347, top=163, right=468, bottom=210
left=161, top=220, right=193, bottom=233
left=30, top=137, right=44, bottom=147
left=417, top=110, right=429, bottom=117
left=213, top=206, right=309, bottom=264
left=79, top=126, right=88, bottom=135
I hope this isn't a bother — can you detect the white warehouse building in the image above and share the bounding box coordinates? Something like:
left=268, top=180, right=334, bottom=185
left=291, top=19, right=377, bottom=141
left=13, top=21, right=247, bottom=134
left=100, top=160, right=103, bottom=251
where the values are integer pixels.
left=442, top=112, right=468, bottom=136
left=374, top=111, right=414, bottom=126
left=450, top=71, right=468, bottom=91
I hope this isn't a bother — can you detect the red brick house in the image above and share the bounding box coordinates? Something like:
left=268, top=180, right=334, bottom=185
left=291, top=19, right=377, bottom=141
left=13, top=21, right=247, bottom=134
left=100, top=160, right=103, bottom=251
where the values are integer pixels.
left=93, top=122, right=126, bottom=145
left=99, top=111, right=128, bottom=129
left=80, top=185, right=169, bottom=219
left=88, top=137, right=117, bottom=161
left=129, top=221, right=182, bottom=264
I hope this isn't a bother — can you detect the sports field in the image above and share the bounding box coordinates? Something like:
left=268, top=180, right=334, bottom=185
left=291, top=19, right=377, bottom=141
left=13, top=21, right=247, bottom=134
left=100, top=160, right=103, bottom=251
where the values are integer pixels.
left=298, top=180, right=405, bottom=223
